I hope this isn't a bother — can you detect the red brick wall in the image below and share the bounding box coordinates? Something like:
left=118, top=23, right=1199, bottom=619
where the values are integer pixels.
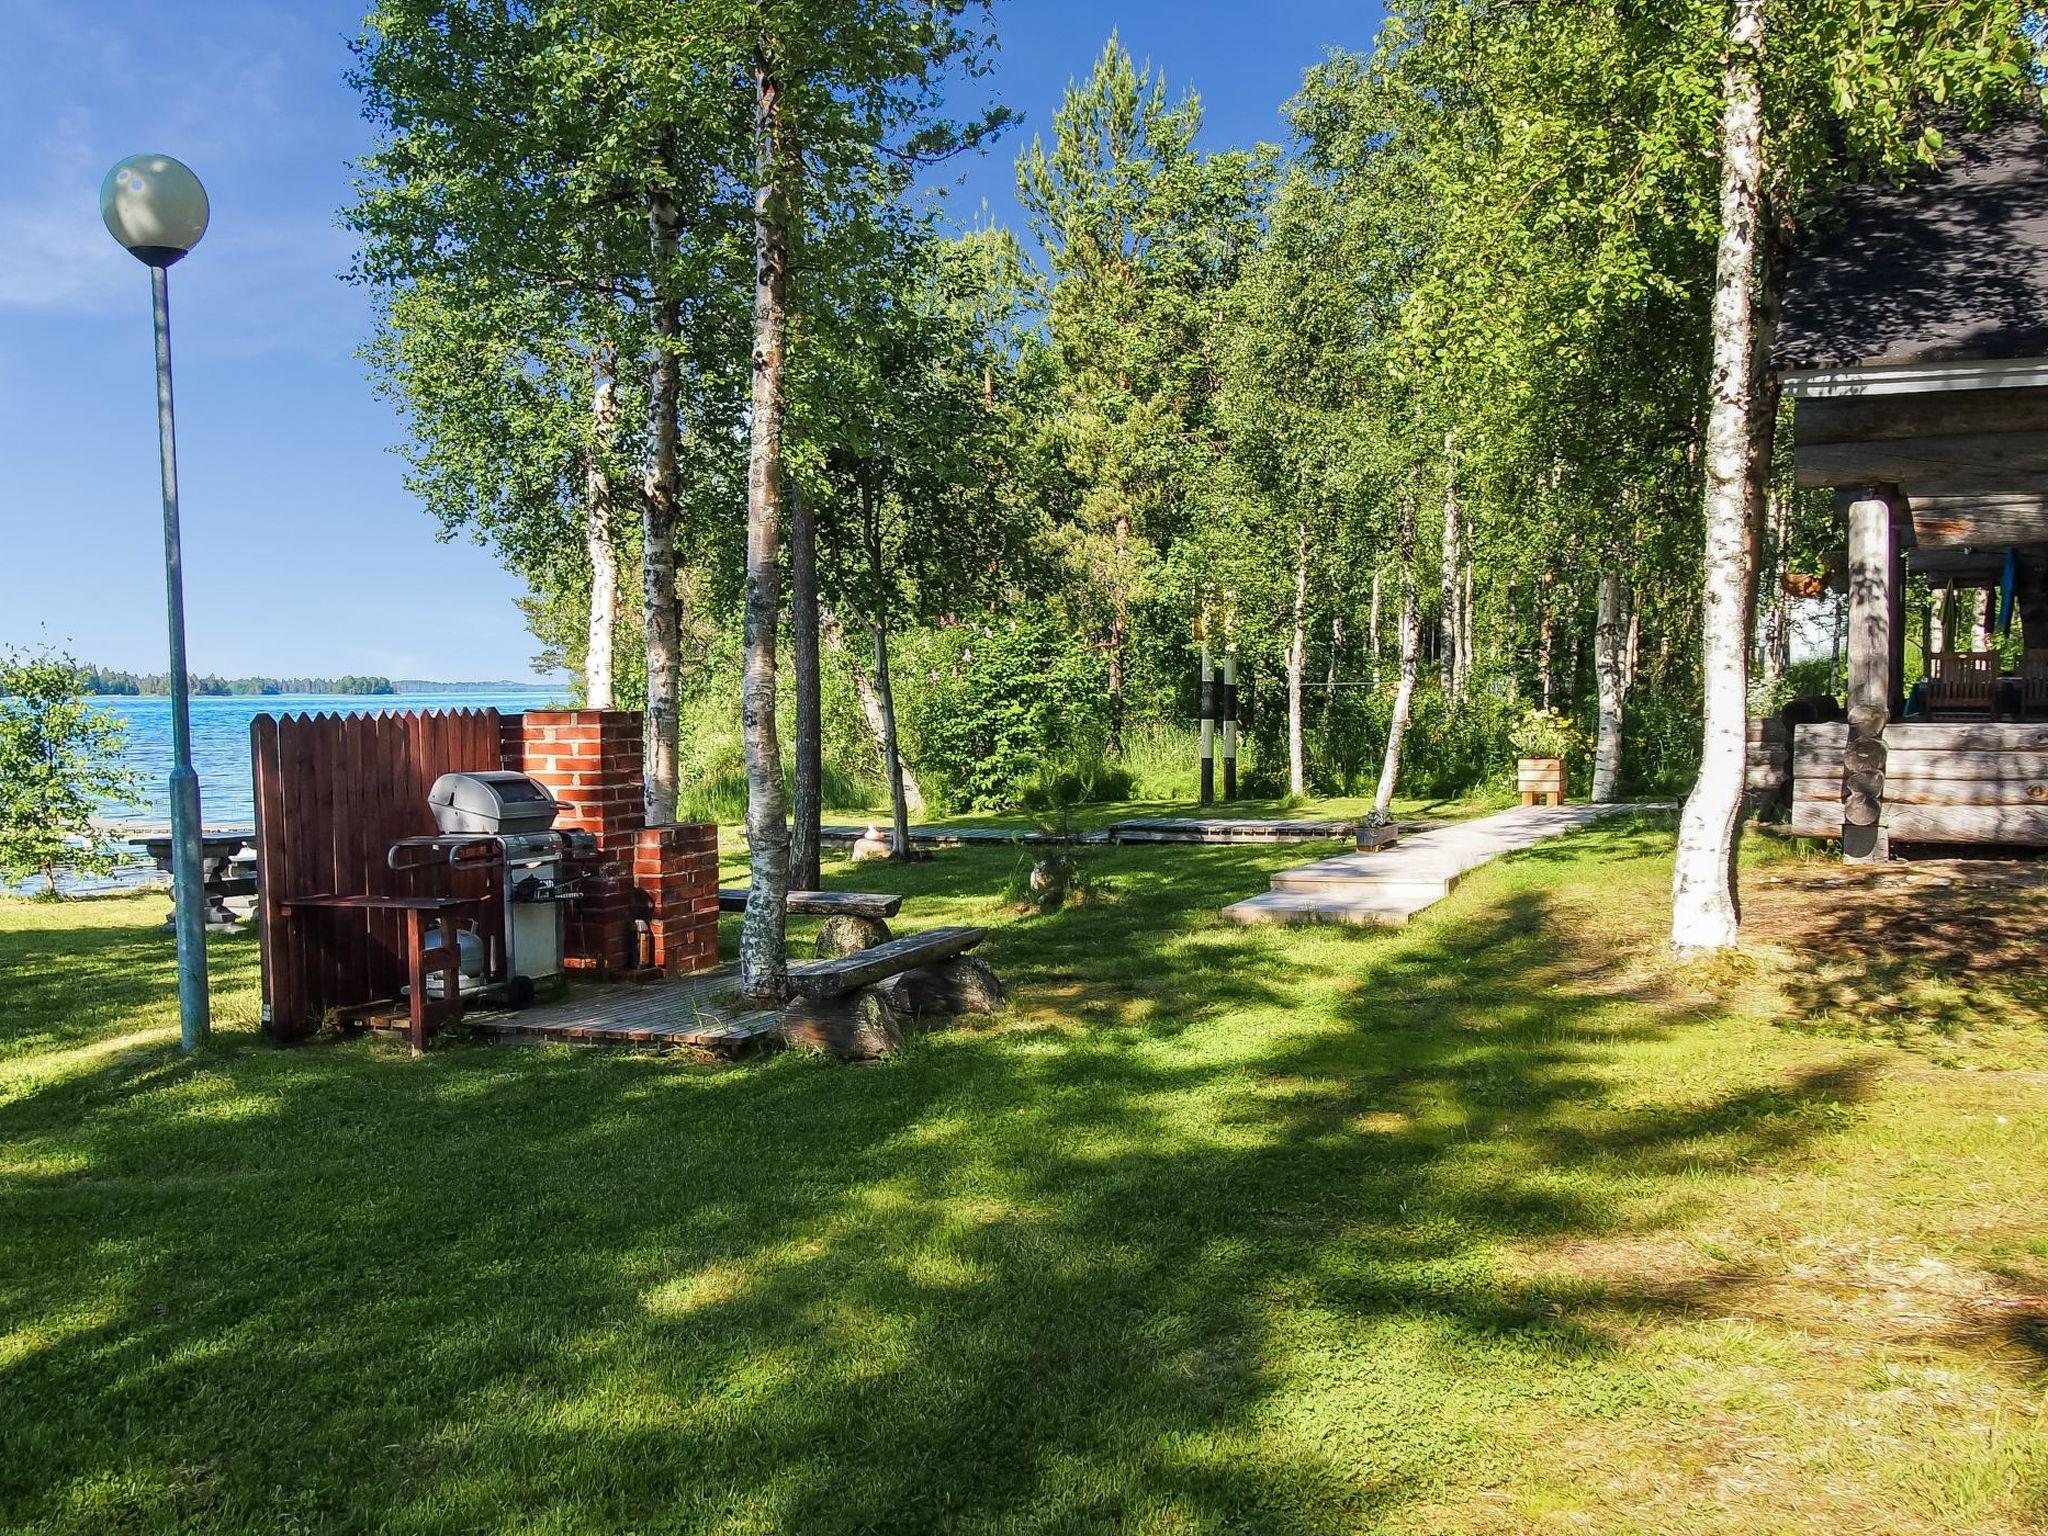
left=501, top=710, right=718, bottom=976
left=635, top=823, right=720, bottom=975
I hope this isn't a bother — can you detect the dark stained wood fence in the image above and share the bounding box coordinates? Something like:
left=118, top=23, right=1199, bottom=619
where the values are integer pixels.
left=252, top=709, right=504, bottom=1039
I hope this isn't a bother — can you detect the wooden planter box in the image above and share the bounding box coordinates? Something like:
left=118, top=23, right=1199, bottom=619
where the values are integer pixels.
left=1517, top=756, right=1566, bottom=807
left=1354, top=820, right=1399, bottom=853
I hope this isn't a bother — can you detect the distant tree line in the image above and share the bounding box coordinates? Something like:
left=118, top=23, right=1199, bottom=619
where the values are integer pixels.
left=74, top=667, right=398, bottom=698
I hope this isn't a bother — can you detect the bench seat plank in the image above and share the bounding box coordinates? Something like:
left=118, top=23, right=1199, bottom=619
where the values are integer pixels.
left=718, top=888, right=903, bottom=919
left=787, top=925, right=984, bottom=999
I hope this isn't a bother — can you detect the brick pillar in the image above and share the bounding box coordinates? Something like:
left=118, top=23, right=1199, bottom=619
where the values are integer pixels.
left=502, top=709, right=644, bottom=973
left=633, top=822, right=720, bottom=976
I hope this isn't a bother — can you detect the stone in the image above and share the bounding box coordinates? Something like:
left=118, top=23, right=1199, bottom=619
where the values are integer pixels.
left=814, top=913, right=892, bottom=958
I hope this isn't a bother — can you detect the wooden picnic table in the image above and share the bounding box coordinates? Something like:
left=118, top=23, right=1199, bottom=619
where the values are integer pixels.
left=128, top=832, right=255, bottom=930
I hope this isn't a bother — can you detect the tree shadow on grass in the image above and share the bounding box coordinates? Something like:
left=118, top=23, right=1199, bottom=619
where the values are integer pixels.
left=0, top=860, right=1877, bottom=1534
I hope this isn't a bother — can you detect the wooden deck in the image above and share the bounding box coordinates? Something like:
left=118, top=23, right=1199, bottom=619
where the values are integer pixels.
left=359, top=967, right=785, bottom=1056
left=357, top=926, right=989, bottom=1056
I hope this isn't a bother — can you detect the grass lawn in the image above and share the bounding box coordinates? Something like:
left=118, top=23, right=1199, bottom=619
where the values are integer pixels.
left=2, top=817, right=2044, bottom=1533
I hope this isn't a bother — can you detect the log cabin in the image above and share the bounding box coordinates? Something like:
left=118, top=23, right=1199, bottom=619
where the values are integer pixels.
left=1776, top=114, right=2048, bottom=858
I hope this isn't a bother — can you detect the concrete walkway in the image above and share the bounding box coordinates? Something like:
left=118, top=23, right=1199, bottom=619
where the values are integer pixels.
left=1223, top=803, right=1650, bottom=927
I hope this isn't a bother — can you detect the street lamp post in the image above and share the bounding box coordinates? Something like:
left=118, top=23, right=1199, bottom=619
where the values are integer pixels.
left=100, top=154, right=211, bottom=1051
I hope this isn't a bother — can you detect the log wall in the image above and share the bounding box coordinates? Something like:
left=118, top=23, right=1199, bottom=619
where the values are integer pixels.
left=1789, top=721, right=2048, bottom=846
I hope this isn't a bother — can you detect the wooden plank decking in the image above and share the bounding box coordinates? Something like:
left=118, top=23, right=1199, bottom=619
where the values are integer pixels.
left=359, top=925, right=989, bottom=1055
left=816, top=817, right=1362, bottom=849
left=357, top=967, right=781, bottom=1056
left=1224, top=803, right=1655, bottom=927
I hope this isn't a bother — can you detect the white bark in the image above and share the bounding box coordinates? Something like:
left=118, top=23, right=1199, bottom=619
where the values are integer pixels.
left=1374, top=499, right=1420, bottom=815
left=641, top=188, right=682, bottom=823
left=1592, top=571, right=1630, bottom=803
left=1287, top=519, right=1308, bottom=797
left=1459, top=560, right=1475, bottom=697
left=740, top=47, right=792, bottom=1000
left=1440, top=434, right=1462, bottom=698
left=826, top=606, right=927, bottom=812
left=1672, top=0, right=1768, bottom=953
left=583, top=347, right=620, bottom=712
left=1368, top=567, right=1382, bottom=689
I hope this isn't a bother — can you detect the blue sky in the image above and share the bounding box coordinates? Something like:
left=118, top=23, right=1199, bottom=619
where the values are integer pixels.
left=0, top=0, right=1386, bottom=683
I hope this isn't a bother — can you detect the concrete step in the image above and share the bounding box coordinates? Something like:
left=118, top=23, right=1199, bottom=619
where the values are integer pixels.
left=1222, top=889, right=1433, bottom=927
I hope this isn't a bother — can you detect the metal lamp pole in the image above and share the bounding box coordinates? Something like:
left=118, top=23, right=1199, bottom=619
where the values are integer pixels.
left=101, top=154, right=212, bottom=1051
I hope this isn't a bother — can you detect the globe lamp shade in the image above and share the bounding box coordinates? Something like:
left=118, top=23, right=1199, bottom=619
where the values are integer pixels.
left=100, top=155, right=209, bottom=267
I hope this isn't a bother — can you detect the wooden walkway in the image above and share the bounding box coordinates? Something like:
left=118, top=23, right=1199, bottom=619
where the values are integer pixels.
left=1105, top=816, right=1357, bottom=844
left=1224, top=803, right=1653, bottom=927
left=818, top=816, right=1361, bottom=849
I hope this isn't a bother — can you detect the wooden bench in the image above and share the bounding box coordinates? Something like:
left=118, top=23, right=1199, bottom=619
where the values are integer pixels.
left=277, top=892, right=480, bottom=1055
left=787, top=925, right=985, bottom=1000
left=716, top=888, right=903, bottom=919
left=1927, top=650, right=1999, bottom=719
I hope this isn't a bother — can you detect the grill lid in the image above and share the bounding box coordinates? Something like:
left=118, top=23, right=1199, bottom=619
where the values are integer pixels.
left=428, top=771, right=562, bottom=835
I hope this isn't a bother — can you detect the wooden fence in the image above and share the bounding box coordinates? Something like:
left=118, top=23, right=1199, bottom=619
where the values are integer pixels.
left=252, top=709, right=504, bottom=1038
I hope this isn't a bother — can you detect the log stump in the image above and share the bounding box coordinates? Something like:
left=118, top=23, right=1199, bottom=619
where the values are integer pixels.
left=779, top=985, right=906, bottom=1061
left=815, top=914, right=893, bottom=958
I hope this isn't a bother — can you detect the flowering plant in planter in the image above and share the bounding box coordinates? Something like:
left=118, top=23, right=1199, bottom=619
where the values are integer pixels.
left=1509, top=707, right=1583, bottom=763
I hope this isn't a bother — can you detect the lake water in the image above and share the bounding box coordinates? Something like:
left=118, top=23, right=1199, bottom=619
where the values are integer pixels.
left=97, top=689, right=564, bottom=830
left=19, top=689, right=561, bottom=895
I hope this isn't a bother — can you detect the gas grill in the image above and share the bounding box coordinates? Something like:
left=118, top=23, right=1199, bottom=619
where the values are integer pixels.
left=387, top=771, right=585, bottom=1007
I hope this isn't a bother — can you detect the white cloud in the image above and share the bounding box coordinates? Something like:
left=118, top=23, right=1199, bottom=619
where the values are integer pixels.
left=0, top=109, right=125, bottom=310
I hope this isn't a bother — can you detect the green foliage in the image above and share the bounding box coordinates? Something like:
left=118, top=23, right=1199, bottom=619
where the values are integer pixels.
left=901, top=615, right=1110, bottom=812
left=1509, top=706, right=1584, bottom=762
left=0, top=650, right=143, bottom=894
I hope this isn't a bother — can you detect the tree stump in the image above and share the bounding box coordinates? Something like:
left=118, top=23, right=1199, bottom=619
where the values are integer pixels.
left=779, top=985, right=906, bottom=1061
left=886, top=955, right=1005, bottom=1018
left=815, top=914, right=892, bottom=958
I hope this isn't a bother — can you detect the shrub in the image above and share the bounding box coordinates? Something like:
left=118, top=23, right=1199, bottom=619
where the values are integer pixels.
left=899, top=615, right=1110, bottom=812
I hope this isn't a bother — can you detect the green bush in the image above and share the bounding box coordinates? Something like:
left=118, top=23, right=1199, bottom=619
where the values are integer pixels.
left=900, top=615, right=1111, bottom=812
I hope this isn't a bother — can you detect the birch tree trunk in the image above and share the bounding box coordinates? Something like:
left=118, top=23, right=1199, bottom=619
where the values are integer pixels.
left=1459, top=561, right=1475, bottom=697
left=823, top=607, right=922, bottom=814
left=789, top=475, right=822, bottom=891
left=1287, top=519, right=1309, bottom=797
left=583, top=346, right=620, bottom=711
left=1592, top=571, right=1630, bottom=803
left=1742, top=208, right=1791, bottom=664
left=1321, top=612, right=1342, bottom=731
left=1760, top=486, right=1791, bottom=692
left=1440, top=435, right=1462, bottom=698
left=1107, top=512, right=1131, bottom=753
left=1672, top=0, right=1769, bottom=953
left=1373, top=498, right=1420, bottom=814
left=1368, top=567, right=1382, bottom=689
left=641, top=188, right=683, bottom=823
left=871, top=618, right=912, bottom=859
left=740, top=45, right=793, bottom=1001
